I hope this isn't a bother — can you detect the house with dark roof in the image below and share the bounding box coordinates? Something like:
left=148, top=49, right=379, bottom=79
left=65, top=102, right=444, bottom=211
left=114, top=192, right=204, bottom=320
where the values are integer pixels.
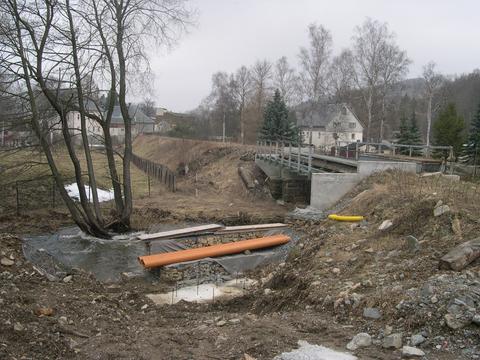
left=295, top=103, right=364, bottom=148
left=109, top=105, right=154, bottom=136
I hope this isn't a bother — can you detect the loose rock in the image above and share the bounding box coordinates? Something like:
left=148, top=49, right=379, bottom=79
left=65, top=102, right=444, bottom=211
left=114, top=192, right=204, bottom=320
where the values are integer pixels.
left=434, top=204, right=450, bottom=217
left=378, top=220, right=393, bottom=231
left=346, top=333, right=372, bottom=351
left=410, top=334, right=426, bottom=346
left=363, top=307, right=382, bottom=320
left=401, top=346, right=425, bottom=357
left=1, top=257, right=14, bottom=266
left=383, top=333, right=402, bottom=349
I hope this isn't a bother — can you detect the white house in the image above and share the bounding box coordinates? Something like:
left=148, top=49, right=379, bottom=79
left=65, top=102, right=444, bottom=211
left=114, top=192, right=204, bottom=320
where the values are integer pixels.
left=295, top=103, right=364, bottom=149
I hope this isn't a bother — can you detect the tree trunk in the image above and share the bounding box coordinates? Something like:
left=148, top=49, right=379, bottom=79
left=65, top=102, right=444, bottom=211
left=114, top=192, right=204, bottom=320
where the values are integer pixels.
left=65, top=0, right=103, bottom=224
left=116, top=4, right=133, bottom=228
left=426, top=95, right=432, bottom=147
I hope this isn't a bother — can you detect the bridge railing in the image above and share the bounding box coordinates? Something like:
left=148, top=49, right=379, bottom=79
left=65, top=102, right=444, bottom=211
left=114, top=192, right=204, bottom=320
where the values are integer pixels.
left=255, top=140, right=315, bottom=174
left=316, top=141, right=454, bottom=161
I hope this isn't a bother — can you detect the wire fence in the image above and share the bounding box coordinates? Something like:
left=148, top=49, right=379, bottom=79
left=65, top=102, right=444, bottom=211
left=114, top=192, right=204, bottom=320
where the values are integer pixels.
left=0, top=176, right=74, bottom=215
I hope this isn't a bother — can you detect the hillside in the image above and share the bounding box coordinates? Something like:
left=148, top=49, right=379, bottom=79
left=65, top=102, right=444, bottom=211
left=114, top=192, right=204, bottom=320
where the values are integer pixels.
left=131, top=135, right=288, bottom=226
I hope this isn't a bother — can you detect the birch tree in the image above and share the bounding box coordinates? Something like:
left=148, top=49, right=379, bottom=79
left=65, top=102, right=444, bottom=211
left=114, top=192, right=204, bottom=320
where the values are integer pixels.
left=273, top=56, right=299, bottom=106
left=423, top=61, right=444, bottom=147
left=378, top=42, right=410, bottom=141
left=232, top=66, right=251, bottom=144
left=298, top=23, right=332, bottom=144
left=350, top=18, right=391, bottom=142
left=250, top=59, right=272, bottom=124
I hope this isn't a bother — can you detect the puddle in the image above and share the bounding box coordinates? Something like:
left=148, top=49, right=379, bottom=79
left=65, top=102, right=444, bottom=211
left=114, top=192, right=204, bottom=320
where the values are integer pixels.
left=274, top=340, right=357, bottom=360
left=146, top=278, right=256, bottom=305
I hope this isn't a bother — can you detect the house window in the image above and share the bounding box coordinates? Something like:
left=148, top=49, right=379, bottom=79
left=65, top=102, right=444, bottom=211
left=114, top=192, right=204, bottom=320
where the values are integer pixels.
left=349, top=122, right=356, bottom=129
left=342, top=106, right=347, bottom=115
left=318, top=132, right=322, bottom=139
left=351, top=133, right=355, bottom=140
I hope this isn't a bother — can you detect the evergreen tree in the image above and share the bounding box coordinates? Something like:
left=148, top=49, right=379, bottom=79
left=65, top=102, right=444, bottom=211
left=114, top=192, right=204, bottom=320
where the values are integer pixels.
left=460, top=102, right=480, bottom=164
left=396, top=110, right=422, bottom=154
left=409, top=109, right=422, bottom=155
left=433, top=103, right=466, bottom=158
left=259, top=89, right=300, bottom=144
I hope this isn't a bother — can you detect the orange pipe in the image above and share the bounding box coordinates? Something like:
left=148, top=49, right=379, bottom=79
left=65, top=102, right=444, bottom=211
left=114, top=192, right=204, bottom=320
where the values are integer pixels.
left=138, top=234, right=290, bottom=268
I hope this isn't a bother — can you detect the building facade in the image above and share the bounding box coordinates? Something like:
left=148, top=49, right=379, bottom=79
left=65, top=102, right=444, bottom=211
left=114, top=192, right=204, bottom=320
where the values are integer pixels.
left=295, top=103, right=364, bottom=149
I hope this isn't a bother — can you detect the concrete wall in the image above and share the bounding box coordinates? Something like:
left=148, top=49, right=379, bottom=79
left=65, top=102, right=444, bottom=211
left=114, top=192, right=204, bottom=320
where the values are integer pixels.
left=310, top=160, right=419, bottom=210
left=310, top=173, right=361, bottom=210
left=357, top=160, right=418, bottom=177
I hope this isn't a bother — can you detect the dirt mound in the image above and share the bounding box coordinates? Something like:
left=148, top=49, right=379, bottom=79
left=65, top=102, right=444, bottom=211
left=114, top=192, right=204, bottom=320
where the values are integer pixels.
left=251, top=171, right=480, bottom=358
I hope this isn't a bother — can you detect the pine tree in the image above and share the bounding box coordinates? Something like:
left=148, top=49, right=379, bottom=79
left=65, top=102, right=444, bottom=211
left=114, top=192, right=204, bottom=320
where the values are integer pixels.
left=461, top=102, right=480, bottom=164
left=409, top=109, right=422, bottom=155
left=433, top=103, right=466, bottom=158
left=259, top=89, right=300, bottom=144
left=396, top=110, right=422, bottom=154
left=396, top=114, right=410, bottom=154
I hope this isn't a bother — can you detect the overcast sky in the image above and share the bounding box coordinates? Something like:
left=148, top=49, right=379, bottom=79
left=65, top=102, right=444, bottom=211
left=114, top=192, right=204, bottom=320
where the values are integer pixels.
left=147, top=0, right=480, bottom=112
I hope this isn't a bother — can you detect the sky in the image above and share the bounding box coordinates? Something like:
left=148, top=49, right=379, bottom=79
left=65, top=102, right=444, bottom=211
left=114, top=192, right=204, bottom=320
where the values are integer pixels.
left=147, top=0, right=480, bottom=112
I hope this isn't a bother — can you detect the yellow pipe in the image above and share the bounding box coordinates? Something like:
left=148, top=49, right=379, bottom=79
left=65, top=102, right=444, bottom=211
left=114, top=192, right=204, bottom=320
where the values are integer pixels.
left=328, top=214, right=364, bottom=222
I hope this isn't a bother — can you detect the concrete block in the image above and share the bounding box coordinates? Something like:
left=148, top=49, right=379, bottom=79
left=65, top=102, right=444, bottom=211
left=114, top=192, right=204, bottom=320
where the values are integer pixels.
left=357, top=161, right=418, bottom=177
left=310, top=173, right=361, bottom=210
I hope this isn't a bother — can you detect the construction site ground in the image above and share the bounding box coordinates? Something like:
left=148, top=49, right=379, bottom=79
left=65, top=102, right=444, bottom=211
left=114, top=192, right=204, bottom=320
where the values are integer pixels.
left=1, top=137, right=479, bottom=359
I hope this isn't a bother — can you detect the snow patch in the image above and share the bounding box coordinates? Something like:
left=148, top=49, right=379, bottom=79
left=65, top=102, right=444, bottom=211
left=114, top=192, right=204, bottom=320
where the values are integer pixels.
left=274, top=340, right=357, bottom=360
left=65, top=183, right=114, bottom=203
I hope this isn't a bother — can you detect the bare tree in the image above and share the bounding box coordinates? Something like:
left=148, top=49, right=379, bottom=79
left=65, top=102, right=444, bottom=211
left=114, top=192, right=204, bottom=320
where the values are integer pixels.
left=0, top=0, right=192, bottom=237
left=232, top=66, right=251, bottom=144
left=329, top=49, right=356, bottom=103
left=140, top=98, right=157, bottom=118
left=273, top=56, right=299, bottom=106
left=423, top=61, right=444, bottom=147
left=298, top=23, right=332, bottom=144
left=250, top=59, right=272, bottom=124
left=378, top=42, right=411, bottom=141
left=350, top=18, right=392, bottom=142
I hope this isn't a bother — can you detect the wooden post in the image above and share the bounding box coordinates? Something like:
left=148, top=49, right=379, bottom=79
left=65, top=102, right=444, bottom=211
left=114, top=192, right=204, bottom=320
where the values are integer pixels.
left=409, top=146, right=413, bottom=157
left=297, top=145, right=301, bottom=172
left=308, top=145, right=313, bottom=172
left=280, top=142, right=284, bottom=167
left=15, top=181, right=19, bottom=216
left=355, top=142, right=359, bottom=161
left=148, top=175, right=151, bottom=197
left=52, top=179, right=56, bottom=208
left=288, top=142, right=292, bottom=168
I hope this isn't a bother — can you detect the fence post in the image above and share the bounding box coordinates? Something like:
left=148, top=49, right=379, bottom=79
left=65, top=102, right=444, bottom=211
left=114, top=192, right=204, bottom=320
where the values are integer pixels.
left=355, top=142, right=359, bottom=161
left=297, top=145, right=301, bottom=173
left=15, top=181, right=19, bottom=216
left=308, top=145, right=312, bottom=173
left=52, top=179, right=56, bottom=208
left=409, top=146, right=413, bottom=157
left=275, top=141, right=278, bottom=162
left=280, top=141, right=284, bottom=167
left=148, top=175, right=151, bottom=197
left=288, top=142, right=292, bottom=168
